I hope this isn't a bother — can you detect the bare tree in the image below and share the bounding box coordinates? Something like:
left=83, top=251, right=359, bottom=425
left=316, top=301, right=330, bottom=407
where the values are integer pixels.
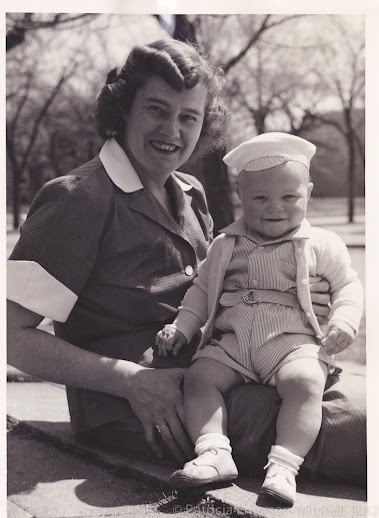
left=6, top=13, right=112, bottom=228
left=7, top=59, right=78, bottom=228
left=6, top=13, right=99, bottom=51
left=200, top=14, right=364, bottom=220
left=302, top=16, right=365, bottom=221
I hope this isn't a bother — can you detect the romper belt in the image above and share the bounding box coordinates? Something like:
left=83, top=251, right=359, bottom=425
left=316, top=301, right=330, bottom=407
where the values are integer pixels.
left=219, top=289, right=301, bottom=309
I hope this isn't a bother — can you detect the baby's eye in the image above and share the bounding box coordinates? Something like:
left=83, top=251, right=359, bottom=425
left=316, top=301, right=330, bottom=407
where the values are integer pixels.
left=253, top=196, right=266, bottom=200
left=283, top=194, right=296, bottom=200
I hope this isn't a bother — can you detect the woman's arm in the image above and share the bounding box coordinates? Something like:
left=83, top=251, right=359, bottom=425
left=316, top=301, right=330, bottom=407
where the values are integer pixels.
left=7, top=300, right=193, bottom=462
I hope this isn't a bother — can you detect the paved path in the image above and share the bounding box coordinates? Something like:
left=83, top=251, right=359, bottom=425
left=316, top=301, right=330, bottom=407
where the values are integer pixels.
left=6, top=378, right=366, bottom=518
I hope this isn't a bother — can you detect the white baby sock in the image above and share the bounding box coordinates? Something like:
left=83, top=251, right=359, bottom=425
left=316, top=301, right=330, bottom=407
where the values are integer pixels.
left=265, top=445, right=304, bottom=475
left=195, top=433, right=232, bottom=456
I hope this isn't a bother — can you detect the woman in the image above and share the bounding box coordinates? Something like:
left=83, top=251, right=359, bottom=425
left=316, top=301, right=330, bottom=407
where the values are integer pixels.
left=7, top=39, right=365, bottom=482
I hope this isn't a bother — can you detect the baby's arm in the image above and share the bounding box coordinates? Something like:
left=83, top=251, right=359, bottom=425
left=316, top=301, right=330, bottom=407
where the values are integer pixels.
left=315, top=231, right=363, bottom=353
left=156, top=325, right=187, bottom=357
left=155, top=235, right=223, bottom=356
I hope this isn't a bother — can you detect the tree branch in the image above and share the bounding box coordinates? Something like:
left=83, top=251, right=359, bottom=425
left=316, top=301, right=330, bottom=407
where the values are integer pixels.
left=7, top=13, right=98, bottom=51
left=222, top=14, right=307, bottom=74
left=19, top=66, right=77, bottom=174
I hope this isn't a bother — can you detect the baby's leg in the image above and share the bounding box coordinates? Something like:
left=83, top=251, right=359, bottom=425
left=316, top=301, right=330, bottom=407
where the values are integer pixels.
left=184, top=357, right=244, bottom=442
left=275, top=358, right=328, bottom=457
left=261, top=359, right=327, bottom=505
left=169, top=358, right=243, bottom=488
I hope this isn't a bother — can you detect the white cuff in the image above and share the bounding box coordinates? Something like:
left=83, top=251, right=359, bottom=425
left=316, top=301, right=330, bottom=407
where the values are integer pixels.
left=7, top=260, right=78, bottom=322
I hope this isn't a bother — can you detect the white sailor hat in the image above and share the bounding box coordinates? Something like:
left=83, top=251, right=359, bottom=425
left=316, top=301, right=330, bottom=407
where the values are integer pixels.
left=223, top=132, right=316, bottom=174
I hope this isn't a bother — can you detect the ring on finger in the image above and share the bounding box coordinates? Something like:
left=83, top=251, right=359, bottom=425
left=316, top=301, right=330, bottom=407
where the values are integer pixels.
left=155, top=424, right=168, bottom=434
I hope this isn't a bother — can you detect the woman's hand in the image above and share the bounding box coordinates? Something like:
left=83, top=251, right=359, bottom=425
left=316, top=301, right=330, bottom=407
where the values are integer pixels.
left=7, top=301, right=194, bottom=463
left=309, top=276, right=331, bottom=324
left=123, top=366, right=193, bottom=463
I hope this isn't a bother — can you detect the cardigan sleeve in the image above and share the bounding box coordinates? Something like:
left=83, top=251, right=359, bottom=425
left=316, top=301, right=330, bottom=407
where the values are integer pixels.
left=313, top=230, right=363, bottom=335
left=173, top=236, right=221, bottom=342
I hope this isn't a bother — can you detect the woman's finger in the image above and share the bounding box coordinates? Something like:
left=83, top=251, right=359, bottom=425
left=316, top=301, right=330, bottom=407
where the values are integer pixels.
left=309, top=278, right=329, bottom=293
left=143, top=422, right=163, bottom=459
left=124, top=367, right=190, bottom=461
left=156, top=420, right=190, bottom=463
left=309, top=293, right=330, bottom=306
left=312, top=303, right=331, bottom=318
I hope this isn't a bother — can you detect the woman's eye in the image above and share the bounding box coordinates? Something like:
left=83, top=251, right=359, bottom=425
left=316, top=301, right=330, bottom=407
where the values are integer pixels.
left=253, top=196, right=266, bottom=201
left=149, top=105, right=164, bottom=115
left=283, top=195, right=296, bottom=200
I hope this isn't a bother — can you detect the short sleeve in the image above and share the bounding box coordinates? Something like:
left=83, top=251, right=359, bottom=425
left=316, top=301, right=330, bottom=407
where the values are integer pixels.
left=7, top=173, right=112, bottom=322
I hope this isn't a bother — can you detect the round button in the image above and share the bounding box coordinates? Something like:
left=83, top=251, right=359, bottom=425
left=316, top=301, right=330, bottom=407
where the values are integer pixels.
left=185, top=265, right=194, bottom=276
left=306, top=312, right=311, bottom=318
left=316, top=334, right=322, bottom=340
left=302, top=279, right=308, bottom=285
left=296, top=247, right=302, bottom=254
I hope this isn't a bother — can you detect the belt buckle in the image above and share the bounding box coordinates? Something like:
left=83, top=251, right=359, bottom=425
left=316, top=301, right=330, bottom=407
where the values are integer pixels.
left=243, top=289, right=258, bottom=304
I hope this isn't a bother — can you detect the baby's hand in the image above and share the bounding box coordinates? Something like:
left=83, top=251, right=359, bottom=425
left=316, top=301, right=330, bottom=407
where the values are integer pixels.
left=321, top=320, right=355, bottom=354
left=155, top=325, right=187, bottom=357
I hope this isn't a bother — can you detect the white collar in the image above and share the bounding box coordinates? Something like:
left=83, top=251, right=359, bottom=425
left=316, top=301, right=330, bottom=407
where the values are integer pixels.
left=99, top=138, right=143, bottom=193
left=99, top=138, right=192, bottom=193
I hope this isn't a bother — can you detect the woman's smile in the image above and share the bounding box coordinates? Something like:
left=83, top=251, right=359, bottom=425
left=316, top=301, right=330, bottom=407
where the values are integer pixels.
left=150, top=140, right=181, bottom=153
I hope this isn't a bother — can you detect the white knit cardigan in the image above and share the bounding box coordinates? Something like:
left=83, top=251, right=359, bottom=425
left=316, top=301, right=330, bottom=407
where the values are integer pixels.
left=174, top=220, right=363, bottom=350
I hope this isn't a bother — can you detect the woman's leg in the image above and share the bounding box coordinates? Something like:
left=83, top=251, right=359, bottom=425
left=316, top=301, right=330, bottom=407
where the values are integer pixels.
left=275, top=359, right=328, bottom=457
left=184, top=357, right=244, bottom=442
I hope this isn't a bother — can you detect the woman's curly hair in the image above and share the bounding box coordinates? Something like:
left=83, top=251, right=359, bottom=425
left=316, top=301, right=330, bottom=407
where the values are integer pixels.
left=95, top=39, right=230, bottom=156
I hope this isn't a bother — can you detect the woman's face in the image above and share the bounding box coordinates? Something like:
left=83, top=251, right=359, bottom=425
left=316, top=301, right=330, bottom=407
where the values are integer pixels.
left=123, top=75, right=208, bottom=184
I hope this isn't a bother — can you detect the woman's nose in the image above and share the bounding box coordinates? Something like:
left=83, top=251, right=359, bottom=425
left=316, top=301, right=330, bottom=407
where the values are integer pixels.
left=159, top=117, right=180, bottom=139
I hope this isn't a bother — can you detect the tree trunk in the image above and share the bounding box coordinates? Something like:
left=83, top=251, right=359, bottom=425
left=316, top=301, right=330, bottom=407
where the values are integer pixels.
left=12, top=169, right=20, bottom=229
left=347, top=132, right=355, bottom=223
left=344, top=109, right=355, bottom=223
left=181, top=149, right=234, bottom=233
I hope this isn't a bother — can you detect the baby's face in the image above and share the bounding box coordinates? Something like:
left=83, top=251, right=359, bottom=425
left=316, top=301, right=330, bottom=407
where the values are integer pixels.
left=237, top=161, right=313, bottom=240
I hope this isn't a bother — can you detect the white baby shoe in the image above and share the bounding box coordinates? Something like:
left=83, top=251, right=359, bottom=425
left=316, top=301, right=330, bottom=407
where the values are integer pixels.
left=260, top=445, right=304, bottom=506
left=261, top=462, right=297, bottom=506
left=169, top=448, right=238, bottom=488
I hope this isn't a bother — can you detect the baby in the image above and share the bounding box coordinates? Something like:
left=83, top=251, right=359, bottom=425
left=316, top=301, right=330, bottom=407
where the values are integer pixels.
left=156, top=132, right=363, bottom=506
